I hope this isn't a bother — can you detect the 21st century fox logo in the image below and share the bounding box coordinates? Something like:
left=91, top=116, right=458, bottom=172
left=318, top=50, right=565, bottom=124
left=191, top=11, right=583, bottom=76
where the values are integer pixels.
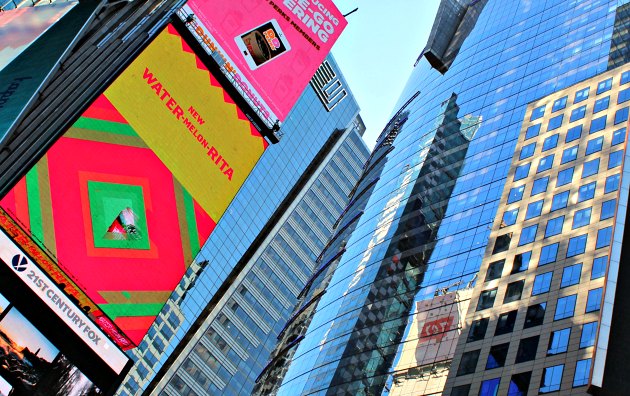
left=11, top=254, right=28, bottom=272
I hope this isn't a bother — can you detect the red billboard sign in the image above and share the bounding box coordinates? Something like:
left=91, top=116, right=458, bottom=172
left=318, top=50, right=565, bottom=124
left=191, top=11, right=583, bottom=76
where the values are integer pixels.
left=182, top=0, right=348, bottom=122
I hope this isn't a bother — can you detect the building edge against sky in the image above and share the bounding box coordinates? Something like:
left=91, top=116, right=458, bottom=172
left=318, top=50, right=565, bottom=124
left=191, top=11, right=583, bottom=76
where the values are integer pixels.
left=262, top=1, right=630, bottom=395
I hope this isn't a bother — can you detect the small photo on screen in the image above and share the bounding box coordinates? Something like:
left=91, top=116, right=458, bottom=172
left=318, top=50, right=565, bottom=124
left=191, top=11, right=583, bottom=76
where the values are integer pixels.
left=239, top=20, right=289, bottom=67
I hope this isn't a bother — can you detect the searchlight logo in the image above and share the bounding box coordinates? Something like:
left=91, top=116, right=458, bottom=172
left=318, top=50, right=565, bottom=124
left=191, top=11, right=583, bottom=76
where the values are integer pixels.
left=11, top=254, right=28, bottom=272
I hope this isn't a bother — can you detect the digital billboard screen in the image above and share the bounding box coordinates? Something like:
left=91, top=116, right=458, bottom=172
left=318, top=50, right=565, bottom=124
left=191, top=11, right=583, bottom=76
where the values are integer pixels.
left=182, top=0, right=348, bottom=122
left=0, top=23, right=268, bottom=348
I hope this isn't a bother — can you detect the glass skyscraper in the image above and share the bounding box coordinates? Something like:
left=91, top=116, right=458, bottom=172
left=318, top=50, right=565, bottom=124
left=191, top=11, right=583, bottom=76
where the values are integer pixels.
left=265, top=1, right=630, bottom=395
left=116, top=55, right=370, bottom=396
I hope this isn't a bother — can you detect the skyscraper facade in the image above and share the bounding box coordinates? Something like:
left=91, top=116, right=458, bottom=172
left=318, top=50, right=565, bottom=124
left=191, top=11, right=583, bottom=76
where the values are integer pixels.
left=267, top=1, right=630, bottom=395
left=116, top=55, right=369, bottom=396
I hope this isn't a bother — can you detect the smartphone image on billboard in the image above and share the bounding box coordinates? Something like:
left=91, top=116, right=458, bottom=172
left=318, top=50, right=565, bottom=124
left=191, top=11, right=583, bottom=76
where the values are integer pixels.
left=235, top=19, right=291, bottom=70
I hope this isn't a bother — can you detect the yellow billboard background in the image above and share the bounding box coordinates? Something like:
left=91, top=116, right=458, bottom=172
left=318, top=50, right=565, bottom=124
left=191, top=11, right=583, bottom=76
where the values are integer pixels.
left=104, top=24, right=267, bottom=221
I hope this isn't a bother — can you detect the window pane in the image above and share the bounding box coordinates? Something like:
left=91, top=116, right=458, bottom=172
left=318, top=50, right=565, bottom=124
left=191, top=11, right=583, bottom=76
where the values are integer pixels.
left=570, top=105, right=587, bottom=122
left=508, top=185, right=525, bottom=203
left=486, top=343, right=510, bottom=369
left=551, top=191, right=570, bottom=211
left=532, top=271, right=553, bottom=295
left=525, top=200, right=544, bottom=219
left=457, top=350, right=480, bottom=376
left=614, top=107, right=629, bottom=125
left=554, top=294, right=577, bottom=320
left=589, top=115, right=607, bottom=133
left=618, top=87, right=630, bottom=104
left=531, top=176, right=549, bottom=196
left=566, top=125, right=582, bottom=142
left=594, top=96, right=610, bottom=113
left=601, top=199, right=616, bottom=220
left=585, top=136, right=604, bottom=155
left=567, top=234, right=588, bottom=257
left=577, top=181, right=596, bottom=202
left=495, top=310, right=518, bottom=335
left=530, top=105, right=546, bottom=121
left=580, top=321, right=598, bottom=348
left=544, top=216, right=564, bottom=238
left=548, top=328, right=571, bottom=355
left=596, top=226, right=613, bottom=249
left=586, top=288, right=603, bottom=312
left=477, top=289, right=497, bottom=311
left=548, top=114, right=563, bottom=131
left=467, top=318, right=489, bottom=342
left=515, top=337, right=539, bottom=364
left=542, top=134, right=559, bottom=151
left=572, top=207, right=591, bottom=229
left=592, top=256, right=608, bottom=279
left=479, top=378, right=500, bottom=396
left=605, top=174, right=620, bottom=193
left=573, top=359, right=592, bottom=387
left=560, top=263, right=582, bottom=288
left=537, top=155, right=554, bottom=173
left=502, top=208, right=519, bottom=227
left=540, top=364, right=564, bottom=393
left=575, top=87, right=589, bottom=103
left=539, top=243, right=558, bottom=266
left=556, top=167, right=574, bottom=187
left=552, top=96, right=567, bottom=112
left=514, top=163, right=531, bottom=181
left=508, top=372, right=532, bottom=396
left=622, top=70, right=630, bottom=85
left=524, top=303, right=546, bottom=328
left=612, top=128, right=626, bottom=145
left=597, top=78, right=612, bottom=94
left=520, top=142, right=536, bottom=159
left=486, top=260, right=505, bottom=281
left=582, top=159, right=600, bottom=178
left=504, top=280, right=524, bottom=304
left=518, top=225, right=538, bottom=246
left=452, top=384, right=471, bottom=396
left=493, top=234, right=512, bottom=254
left=561, top=145, right=578, bottom=164
left=608, top=150, right=623, bottom=169
left=512, top=251, right=531, bottom=274
left=525, top=124, right=541, bottom=139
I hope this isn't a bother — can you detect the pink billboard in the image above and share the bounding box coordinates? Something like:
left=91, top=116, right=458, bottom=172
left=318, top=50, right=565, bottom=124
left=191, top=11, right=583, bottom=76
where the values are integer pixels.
left=183, top=0, right=348, bottom=122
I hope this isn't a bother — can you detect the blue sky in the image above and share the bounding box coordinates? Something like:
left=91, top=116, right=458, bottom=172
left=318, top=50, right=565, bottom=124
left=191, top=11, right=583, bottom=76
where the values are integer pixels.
left=332, top=1, right=441, bottom=148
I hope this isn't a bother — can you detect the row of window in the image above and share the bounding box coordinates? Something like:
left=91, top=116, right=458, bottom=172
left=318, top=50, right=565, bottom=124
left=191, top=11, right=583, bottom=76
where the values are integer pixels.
left=520, top=126, right=626, bottom=161
left=529, top=72, right=630, bottom=123
left=453, top=358, right=592, bottom=396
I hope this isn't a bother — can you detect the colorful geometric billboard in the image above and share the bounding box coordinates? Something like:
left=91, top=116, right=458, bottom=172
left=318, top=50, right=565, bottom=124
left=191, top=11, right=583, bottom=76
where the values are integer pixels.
left=183, top=0, right=348, bottom=122
left=0, top=24, right=267, bottom=347
left=0, top=1, right=78, bottom=72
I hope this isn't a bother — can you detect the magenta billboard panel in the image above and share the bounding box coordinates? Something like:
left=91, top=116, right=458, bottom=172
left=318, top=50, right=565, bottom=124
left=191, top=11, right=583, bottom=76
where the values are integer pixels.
left=184, top=0, right=348, bottom=121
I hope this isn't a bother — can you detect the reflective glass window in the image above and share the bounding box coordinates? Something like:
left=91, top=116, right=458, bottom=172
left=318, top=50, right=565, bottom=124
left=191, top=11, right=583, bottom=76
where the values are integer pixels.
left=544, top=216, right=564, bottom=238
left=573, top=359, right=592, bottom=387
left=467, top=318, right=489, bottom=343
left=596, top=226, right=613, bottom=249
left=512, top=252, right=531, bottom=274
left=507, top=185, right=525, bottom=203
left=552, top=96, right=567, bottom=112
left=572, top=207, right=591, bottom=229
left=486, top=343, right=509, bottom=369
left=585, top=136, right=604, bottom=155
left=519, top=142, right=536, bottom=159
left=612, top=128, right=626, bottom=145
left=477, top=289, right=497, bottom=311
left=554, top=294, right=577, bottom=320
left=551, top=191, right=570, bottom=211
left=495, top=310, right=517, bottom=335
left=586, top=288, right=603, bottom=313
left=530, top=105, right=546, bottom=121
left=561, top=145, right=578, bottom=164
left=504, top=280, right=524, bottom=304
left=561, top=263, right=582, bottom=288
left=566, top=125, right=582, bottom=142
left=601, top=199, right=616, bottom=220
left=485, top=260, right=504, bottom=281
left=621, top=70, right=630, bottom=85
left=605, top=174, right=620, bottom=193
left=537, top=155, right=554, bottom=173
left=597, top=78, right=613, bottom=94
left=518, top=225, right=538, bottom=246
left=618, top=87, right=630, bottom=104
left=531, top=176, right=549, bottom=196
left=578, top=181, right=597, bottom=202
left=548, top=115, right=563, bottom=131
left=590, top=115, right=607, bottom=133
left=567, top=234, right=588, bottom=257
left=514, top=163, right=531, bottom=181
left=502, top=208, right=519, bottom=227
left=608, top=150, right=623, bottom=169
left=457, top=350, right=480, bottom=376
left=575, top=87, right=589, bottom=103
left=532, top=271, right=553, bottom=295
left=508, top=372, right=532, bottom=396
left=493, top=234, right=512, bottom=254
left=582, top=159, right=599, bottom=178
left=592, top=256, right=608, bottom=280
left=523, top=303, right=546, bottom=329
left=515, top=337, right=539, bottom=364
left=614, top=107, right=629, bottom=125
left=539, top=243, right=559, bottom=266
left=548, top=328, right=571, bottom=355
left=525, top=200, right=544, bottom=219
left=540, top=365, right=564, bottom=394
left=479, top=378, right=500, bottom=396
left=542, top=134, right=559, bottom=151
left=525, top=124, right=541, bottom=139
left=580, top=321, right=598, bottom=348
left=594, top=96, right=610, bottom=113
left=452, top=385, right=471, bottom=396
left=557, top=167, right=574, bottom=187
left=570, top=105, right=587, bottom=122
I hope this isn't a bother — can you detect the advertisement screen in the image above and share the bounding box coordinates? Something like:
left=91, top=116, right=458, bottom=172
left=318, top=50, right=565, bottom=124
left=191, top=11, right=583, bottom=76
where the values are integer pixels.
left=184, top=0, right=348, bottom=121
left=0, top=24, right=267, bottom=347
left=0, top=2, right=78, bottom=72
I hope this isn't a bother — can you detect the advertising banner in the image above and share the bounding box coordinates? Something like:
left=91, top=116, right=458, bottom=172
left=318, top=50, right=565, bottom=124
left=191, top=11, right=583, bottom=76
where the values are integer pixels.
left=184, top=0, right=348, bottom=121
left=0, top=2, right=78, bottom=72
left=0, top=24, right=267, bottom=347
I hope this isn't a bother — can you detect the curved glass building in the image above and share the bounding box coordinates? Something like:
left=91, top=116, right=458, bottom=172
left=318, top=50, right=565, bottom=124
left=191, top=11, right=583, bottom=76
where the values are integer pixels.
left=261, top=1, right=630, bottom=395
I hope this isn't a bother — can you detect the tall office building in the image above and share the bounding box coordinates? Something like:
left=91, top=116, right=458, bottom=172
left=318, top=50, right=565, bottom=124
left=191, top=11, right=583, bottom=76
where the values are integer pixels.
left=266, top=1, right=630, bottom=395
left=116, top=56, right=370, bottom=396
